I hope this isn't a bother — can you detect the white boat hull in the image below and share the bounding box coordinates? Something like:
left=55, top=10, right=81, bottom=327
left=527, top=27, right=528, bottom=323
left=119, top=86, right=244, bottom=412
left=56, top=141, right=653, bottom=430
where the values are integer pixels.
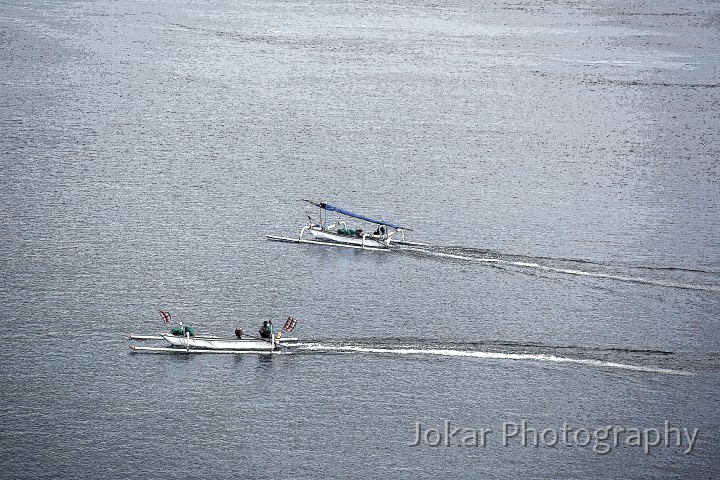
left=266, top=235, right=389, bottom=251
left=162, top=334, right=279, bottom=351
left=308, top=228, right=388, bottom=248
left=130, top=346, right=278, bottom=354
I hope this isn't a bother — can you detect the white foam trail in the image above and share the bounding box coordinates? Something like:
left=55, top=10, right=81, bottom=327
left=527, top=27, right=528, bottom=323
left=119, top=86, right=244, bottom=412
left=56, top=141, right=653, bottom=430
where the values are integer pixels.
left=294, top=344, right=689, bottom=376
left=403, top=247, right=720, bottom=293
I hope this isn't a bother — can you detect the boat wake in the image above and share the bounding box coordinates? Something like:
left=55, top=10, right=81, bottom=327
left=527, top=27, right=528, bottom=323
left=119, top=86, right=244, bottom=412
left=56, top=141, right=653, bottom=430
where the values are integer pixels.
left=290, top=340, right=692, bottom=376
left=396, top=245, right=720, bottom=293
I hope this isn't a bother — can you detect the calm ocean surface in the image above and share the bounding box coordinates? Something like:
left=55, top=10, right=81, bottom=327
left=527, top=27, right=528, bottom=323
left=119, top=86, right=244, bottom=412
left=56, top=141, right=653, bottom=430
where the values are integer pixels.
left=1, top=0, right=719, bottom=478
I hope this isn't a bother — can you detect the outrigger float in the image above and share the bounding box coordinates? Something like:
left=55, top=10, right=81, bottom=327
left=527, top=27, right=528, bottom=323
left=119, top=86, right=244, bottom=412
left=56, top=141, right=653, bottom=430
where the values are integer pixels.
left=267, top=200, right=429, bottom=250
left=129, top=313, right=298, bottom=354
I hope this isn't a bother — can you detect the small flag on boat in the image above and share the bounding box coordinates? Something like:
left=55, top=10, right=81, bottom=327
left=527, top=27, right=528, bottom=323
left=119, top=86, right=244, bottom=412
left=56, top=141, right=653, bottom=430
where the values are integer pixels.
left=283, top=316, right=297, bottom=332
left=160, top=311, right=172, bottom=324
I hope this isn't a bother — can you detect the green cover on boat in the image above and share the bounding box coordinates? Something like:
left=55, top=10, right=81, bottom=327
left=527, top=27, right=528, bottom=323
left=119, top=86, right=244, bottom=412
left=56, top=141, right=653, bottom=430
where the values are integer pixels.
left=170, top=326, right=195, bottom=336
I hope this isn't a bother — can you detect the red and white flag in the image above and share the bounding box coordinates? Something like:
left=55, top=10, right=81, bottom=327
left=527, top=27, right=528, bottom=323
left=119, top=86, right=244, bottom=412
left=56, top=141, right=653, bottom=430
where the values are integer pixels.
left=283, top=316, right=297, bottom=332
left=160, top=311, right=172, bottom=324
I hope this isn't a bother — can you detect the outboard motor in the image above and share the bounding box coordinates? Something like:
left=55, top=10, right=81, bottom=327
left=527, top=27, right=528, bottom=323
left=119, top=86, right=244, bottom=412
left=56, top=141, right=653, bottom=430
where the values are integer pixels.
left=235, top=328, right=243, bottom=338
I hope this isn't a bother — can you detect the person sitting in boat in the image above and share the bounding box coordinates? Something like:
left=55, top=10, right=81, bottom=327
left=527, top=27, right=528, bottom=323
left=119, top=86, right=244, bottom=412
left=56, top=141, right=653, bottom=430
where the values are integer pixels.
left=373, top=226, right=386, bottom=236
left=259, top=321, right=271, bottom=339
left=355, top=228, right=363, bottom=237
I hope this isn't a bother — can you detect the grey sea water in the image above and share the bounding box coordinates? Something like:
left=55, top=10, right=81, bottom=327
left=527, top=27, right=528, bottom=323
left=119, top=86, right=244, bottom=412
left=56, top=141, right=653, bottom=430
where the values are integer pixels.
left=1, top=0, right=719, bottom=478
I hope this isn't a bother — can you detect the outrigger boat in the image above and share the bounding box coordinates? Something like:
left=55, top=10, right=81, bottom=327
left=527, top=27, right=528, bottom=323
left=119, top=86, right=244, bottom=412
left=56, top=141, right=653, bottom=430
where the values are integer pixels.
left=129, top=313, right=298, bottom=354
left=267, top=200, right=429, bottom=250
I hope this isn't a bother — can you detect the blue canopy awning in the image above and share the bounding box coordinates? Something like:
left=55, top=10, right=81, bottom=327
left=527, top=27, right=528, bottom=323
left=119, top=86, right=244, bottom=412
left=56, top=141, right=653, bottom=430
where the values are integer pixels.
left=307, top=201, right=402, bottom=229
